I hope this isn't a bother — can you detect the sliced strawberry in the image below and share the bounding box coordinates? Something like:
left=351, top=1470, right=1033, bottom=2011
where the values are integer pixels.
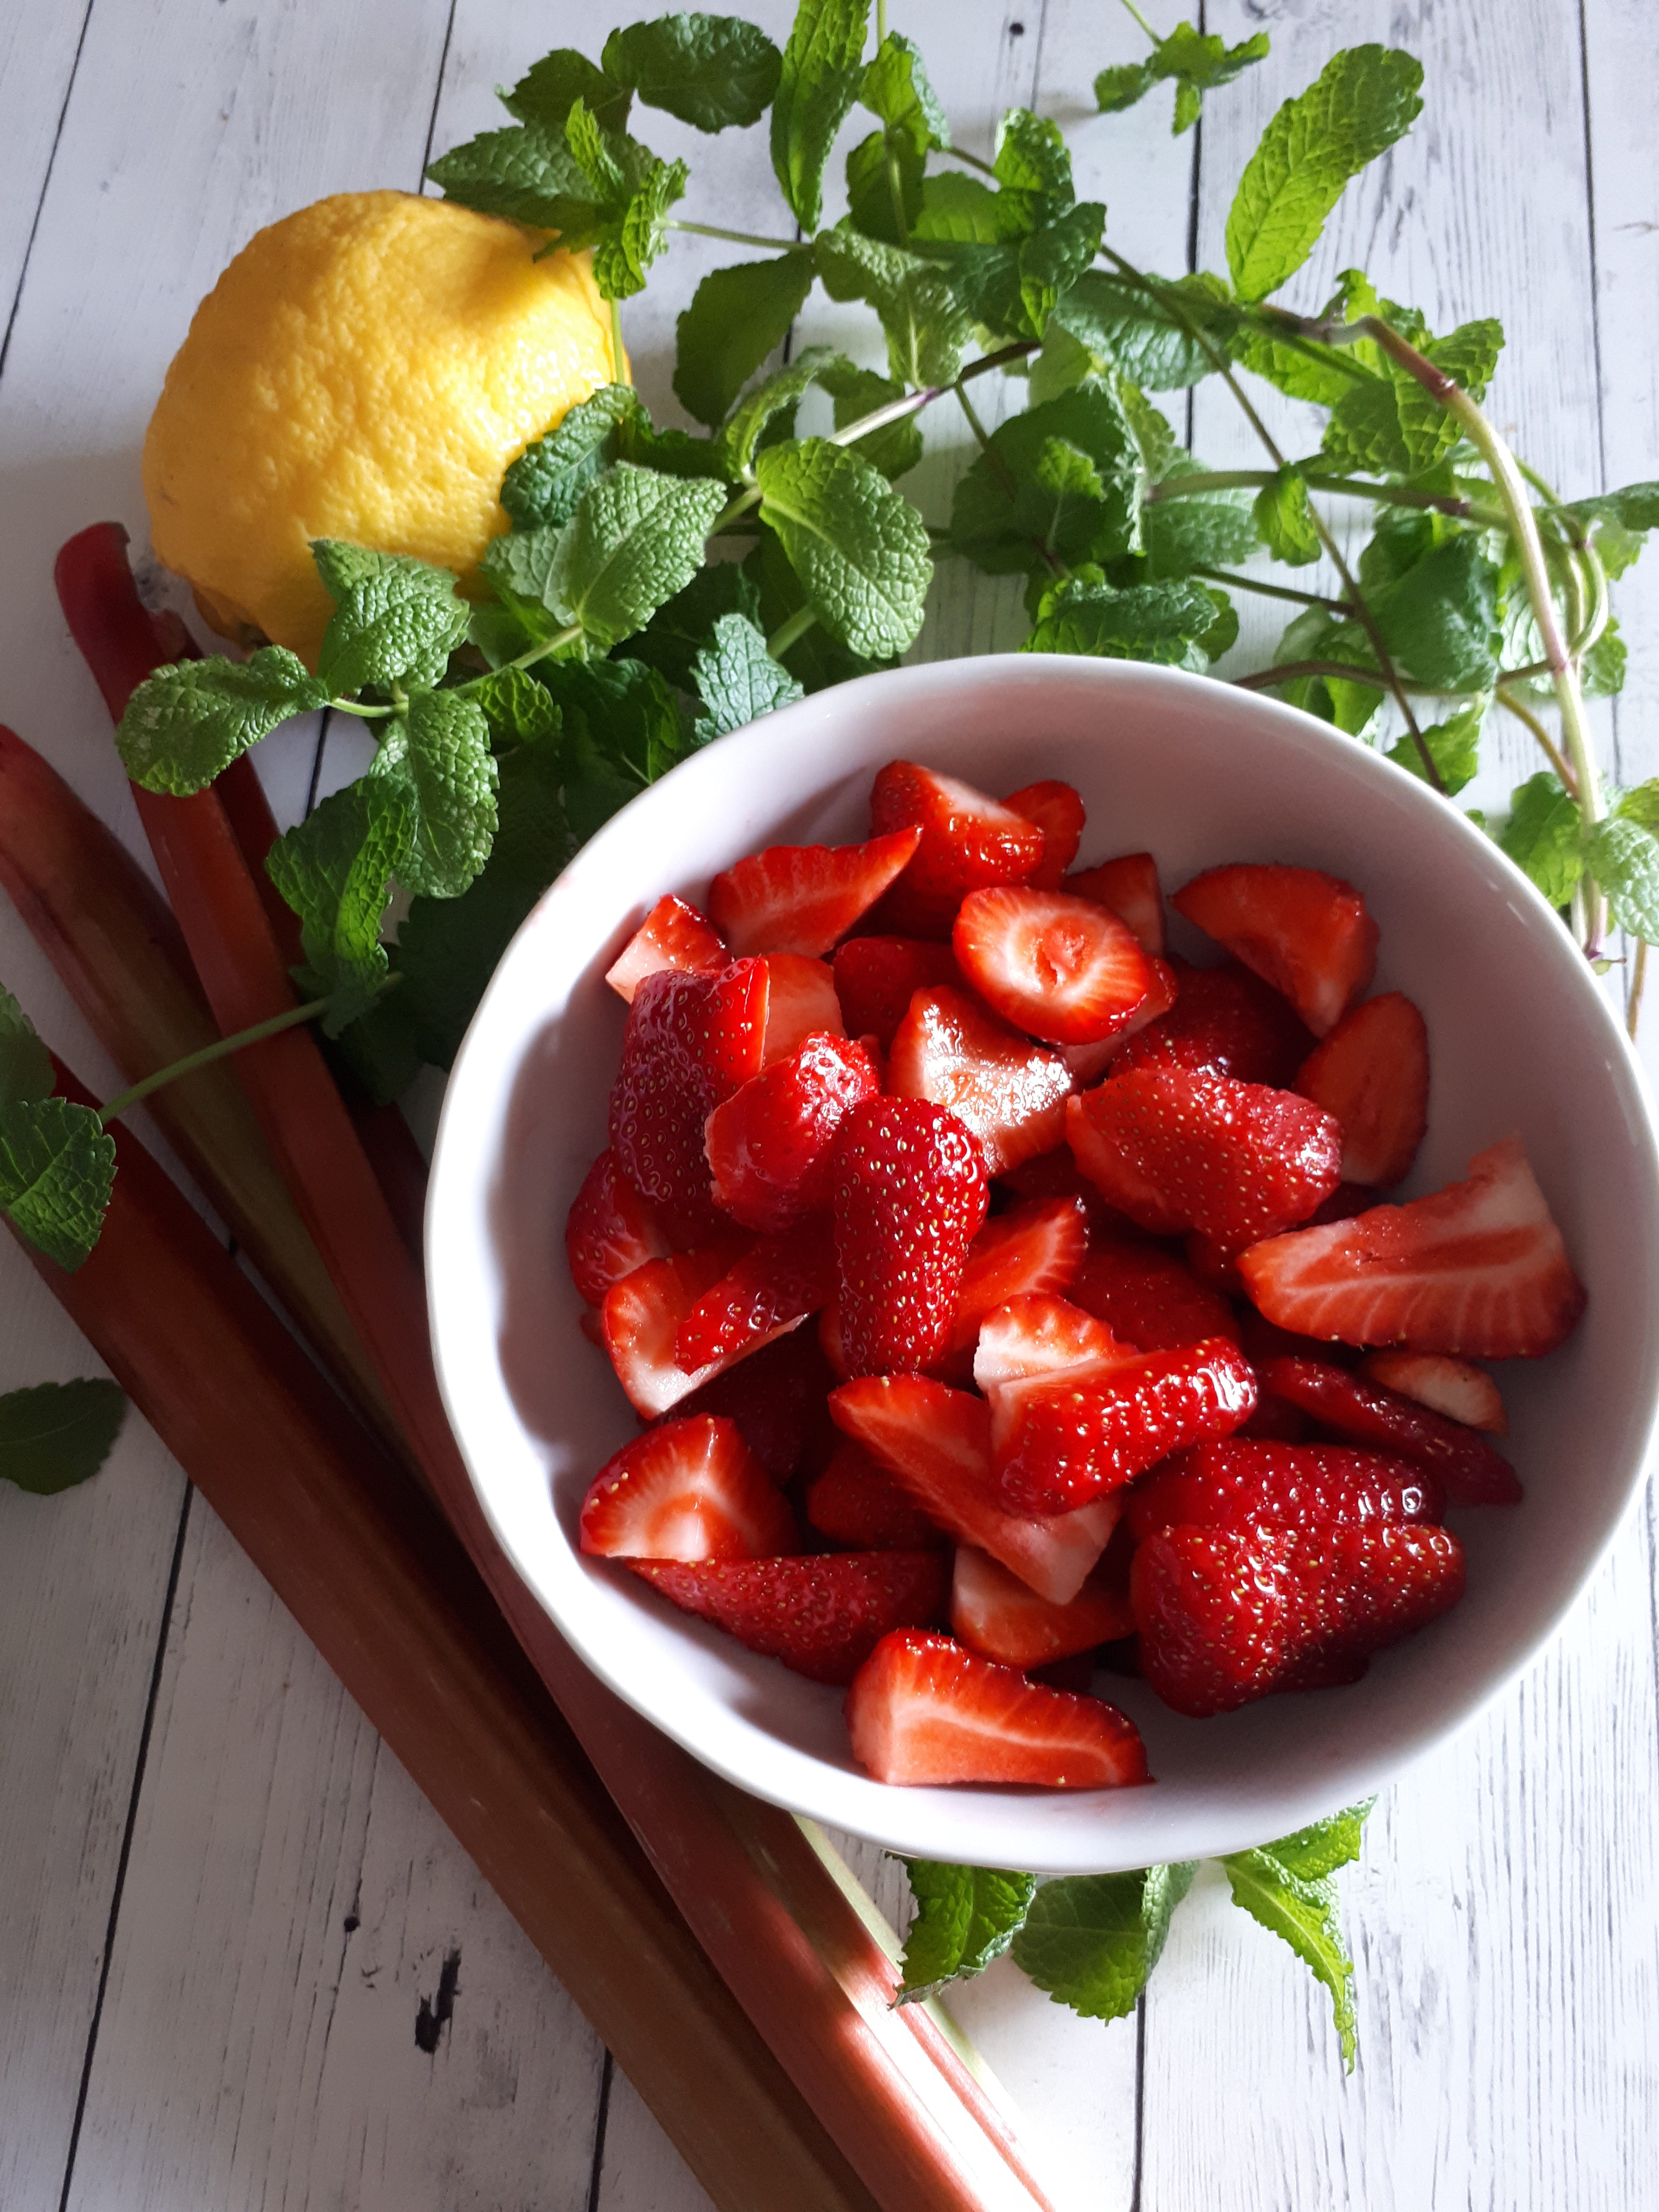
left=888, top=985, right=1070, bottom=1177
left=1002, top=780, right=1086, bottom=889
left=1069, top=1070, right=1342, bottom=1245
left=1172, top=864, right=1378, bottom=1038
left=948, top=1198, right=1090, bottom=1351
left=805, top=1439, right=946, bottom=1551
left=868, top=761, right=1045, bottom=937
left=668, top=1325, right=839, bottom=1481
left=830, top=1098, right=989, bottom=1376
left=605, top=893, right=728, bottom=1004
left=632, top=1551, right=946, bottom=1685
left=610, top=961, right=769, bottom=1237
left=707, top=829, right=923, bottom=957
left=1238, top=1136, right=1587, bottom=1359
left=1069, top=1242, right=1239, bottom=1353
left=1124, top=1439, right=1443, bottom=1542
left=829, top=1376, right=1120, bottom=1602
left=1065, top=852, right=1165, bottom=956
left=1258, top=1357, right=1521, bottom=1505
left=1294, top=992, right=1428, bottom=1189
left=950, top=1545, right=1133, bottom=1666
left=1360, top=1350, right=1507, bottom=1435
left=953, top=886, right=1153, bottom=1046
left=845, top=1628, right=1149, bottom=1787
left=1114, top=958, right=1314, bottom=1087
left=674, top=1220, right=835, bottom=1372
left=566, top=1147, right=674, bottom=1305
left=705, top=1033, right=878, bottom=1232
left=758, top=953, right=845, bottom=1065
left=601, top=1246, right=745, bottom=1416
left=830, top=936, right=962, bottom=1052
left=579, top=1416, right=796, bottom=1561
left=994, top=1147, right=1143, bottom=1238
left=1060, top=957, right=1179, bottom=1089
left=973, top=1292, right=1130, bottom=1390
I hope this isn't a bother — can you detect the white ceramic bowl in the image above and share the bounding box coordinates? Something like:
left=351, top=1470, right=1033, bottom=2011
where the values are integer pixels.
left=427, top=654, right=1659, bottom=1872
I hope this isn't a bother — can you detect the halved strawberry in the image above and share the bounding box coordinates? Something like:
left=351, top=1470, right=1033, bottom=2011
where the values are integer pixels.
left=950, top=1546, right=1133, bottom=1666
left=1294, top=992, right=1428, bottom=1189
left=674, top=1220, right=835, bottom=1372
left=579, top=1416, right=796, bottom=1561
left=1069, top=1242, right=1239, bottom=1353
left=601, top=1246, right=745, bottom=1416
left=610, top=962, right=769, bottom=1237
left=1003, top=780, right=1086, bottom=889
left=708, top=829, right=923, bottom=957
left=994, top=1147, right=1141, bottom=1238
left=1069, top=1070, right=1342, bottom=1245
left=1065, top=851, right=1165, bottom=956
left=1360, top=1350, right=1507, bottom=1435
left=566, top=1148, right=674, bottom=1305
left=1258, top=1356, right=1521, bottom=1505
left=1113, top=957, right=1312, bottom=1087
left=1123, top=1439, right=1443, bottom=1542
left=1061, top=957, right=1179, bottom=1088
left=868, top=761, right=1045, bottom=937
left=1238, top=1136, right=1587, bottom=1359
left=973, top=1292, right=1130, bottom=1390
left=805, top=1439, right=946, bottom=1551
left=845, top=1629, right=1149, bottom=1787
left=953, top=887, right=1153, bottom=1046
left=830, top=1098, right=989, bottom=1376
left=888, top=985, right=1070, bottom=1177
left=605, top=893, right=728, bottom=1004
left=1172, top=864, right=1378, bottom=1038
left=632, top=1551, right=947, bottom=1685
left=705, top=1033, right=878, bottom=1232
left=948, top=1199, right=1090, bottom=1351
left=669, top=1325, right=839, bottom=1481
left=758, top=953, right=845, bottom=1065
left=830, top=937, right=962, bottom=1052
left=829, top=1376, right=1120, bottom=1602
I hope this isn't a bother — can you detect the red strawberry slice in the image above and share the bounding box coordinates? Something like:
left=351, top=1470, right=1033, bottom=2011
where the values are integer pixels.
left=1238, top=1136, right=1587, bottom=1359
left=631, top=1551, right=947, bottom=1686
left=605, top=893, right=728, bottom=1004
left=705, top=1033, right=878, bottom=1232
left=708, top=829, right=923, bottom=957
left=868, top=761, right=1046, bottom=937
left=579, top=1416, right=796, bottom=1561
left=994, top=1147, right=1142, bottom=1238
left=601, top=1246, right=746, bottom=1416
left=610, top=961, right=769, bottom=1237
left=992, top=1337, right=1259, bottom=1515
left=1294, top=991, right=1428, bottom=1189
left=1123, top=1439, right=1443, bottom=1542
left=1068, top=1070, right=1342, bottom=1245
left=674, top=1220, right=835, bottom=1373
left=1065, top=852, right=1165, bottom=956
left=950, top=1545, right=1133, bottom=1666
left=973, top=1292, right=1131, bottom=1390
left=953, top=887, right=1153, bottom=1046
left=829, top=1375, right=1120, bottom=1602
left=830, top=1098, right=989, bottom=1377
left=1114, top=957, right=1313, bottom=1087
left=1003, top=780, right=1086, bottom=889
left=888, top=985, right=1070, bottom=1177
left=1258, top=1357, right=1521, bottom=1505
left=668, top=1325, right=839, bottom=1481
left=1361, top=1350, right=1507, bottom=1435
left=805, top=1439, right=946, bottom=1551
left=758, top=953, right=845, bottom=1065
left=1172, top=864, right=1378, bottom=1038
left=948, top=1198, right=1090, bottom=1351
left=1069, top=1242, right=1240, bottom=1354
left=1060, top=956, right=1179, bottom=1088
left=830, top=937, right=962, bottom=1051
left=565, top=1147, right=674, bottom=1305
left=845, top=1628, right=1149, bottom=1787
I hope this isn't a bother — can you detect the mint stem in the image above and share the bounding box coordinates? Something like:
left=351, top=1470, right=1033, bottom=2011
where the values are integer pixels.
left=1118, top=0, right=1160, bottom=43
left=1497, top=685, right=1578, bottom=793
left=1145, top=469, right=1504, bottom=529
left=767, top=606, right=818, bottom=661
left=1189, top=565, right=1352, bottom=615
left=98, top=998, right=332, bottom=1125
left=669, top=219, right=812, bottom=254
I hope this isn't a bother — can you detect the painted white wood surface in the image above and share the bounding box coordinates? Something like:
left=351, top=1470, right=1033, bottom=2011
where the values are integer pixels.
left=0, top=4, right=1656, bottom=2210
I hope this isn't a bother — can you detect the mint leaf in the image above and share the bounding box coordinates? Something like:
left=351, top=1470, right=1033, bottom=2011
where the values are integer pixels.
left=1583, top=618, right=1627, bottom=700
left=1095, top=22, right=1269, bottom=136
left=861, top=31, right=948, bottom=154
left=0, top=987, right=58, bottom=1107
left=1584, top=815, right=1659, bottom=940
left=1615, top=779, right=1659, bottom=831
left=1226, top=47, right=1425, bottom=301
left=818, top=360, right=923, bottom=480
left=469, top=667, right=561, bottom=745
left=674, top=257, right=819, bottom=430
left=756, top=438, right=930, bottom=659
left=771, top=0, right=871, bottom=231
left=1261, top=1800, right=1375, bottom=1882
left=815, top=224, right=972, bottom=386
left=1222, top=1842, right=1361, bottom=2070
left=1024, top=577, right=1219, bottom=669
left=690, top=613, right=805, bottom=742
left=844, top=128, right=925, bottom=246
left=425, top=123, right=590, bottom=224
left=992, top=108, right=1071, bottom=203
left=1011, top=1863, right=1196, bottom=2022
left=951, top=379, right=1141, bottom=576
left=896, top=1859, right=1036, bottom=2003
left=1144, top=453, right=1257, bottom=577
left=266, top=779, right=410, bottom=1031
left=1116, top=379, right=1178, bottom=477
left=602, top=14, right=782, bottom=132
left=1094, top=61, right=1157, bottom=117
left=501, top=48, right=631, bottom=136
left=116, top=649, right=326, bottom=796
left=1499, top=772, right=1584, bottom=906
left=1235, top=266, right=1381, bottom=404
left=722, top=346, right=843, bottom=478
left=937, top=203, right=1105, bottom=346
left=503, top=385, right=642, bottom=530
left=1049, top=269, right=1232, bottom=392
left=547, top=464, right=728, bottom=650
left=631, top=560, right=763, bottom=689
left=1388, top=702, right=1483, bottom=795
left=393, top=690, right=499, bottom=900
left=0, top=1377, right=126, bottom=1495
left=313, top=546, right=469, bottom=698
left=1564, top=481, right=1659, bottom=534
left=1254, top=466, right=1322, bottom=566
left=0, top=1096, right=117, bottom=1273
left=911, top=171, right=1006, bottom=249
left=1323, top=317, right=1503, bottom=476
left=1372, top=536, right=1500, bottom=692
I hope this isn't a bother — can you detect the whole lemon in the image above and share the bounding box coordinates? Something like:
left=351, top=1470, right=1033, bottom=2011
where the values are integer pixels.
left=143, top=190, right=620, bottom=668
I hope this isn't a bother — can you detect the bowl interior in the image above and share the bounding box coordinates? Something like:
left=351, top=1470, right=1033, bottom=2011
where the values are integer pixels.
left=427, top=654, right=1659, bottom=1872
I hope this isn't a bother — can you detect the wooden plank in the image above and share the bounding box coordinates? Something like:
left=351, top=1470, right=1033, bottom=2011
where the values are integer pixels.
left=0, top=0, right=86, bottom=340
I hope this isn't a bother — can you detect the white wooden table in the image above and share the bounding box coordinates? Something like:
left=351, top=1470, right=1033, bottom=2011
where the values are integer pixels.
left=3, top=3, right=1657, bottom=2205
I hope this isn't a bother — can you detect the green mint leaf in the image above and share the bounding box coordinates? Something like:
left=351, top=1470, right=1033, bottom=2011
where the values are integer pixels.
left=1582, top=618, right=1627, bottom=700
left=1584, top=815, right=1659, bottom=941
left=601, top=14, right=782, bottom=132
left=630, top=560, right=763, bottom=689
left=673, top=255, right=818, bottom=430
left=547, top=463, right=728, bottom=650
left=818, top=360, right=923, bottom=480
left=594, top=152, right=690, bottom=300
left=481, top=524, right=566, bottom=634
left=1115, top=379, right=1178, bottom=477
left=931, top=202, right=1105, bottom=347
left=395, top=690, right=499, bottom=901
left=565, top=94, right=630, bottom=198
left=1197, top=581, right=1239, bottom=661
left=1024, top=576, right=1220, bottom=670
left=116, top=648, right=326, bottom=797
left=620, top=415, right=734, bottom=481
left=690, top=612, right=805, bottom=743
left=1226, top=46, right=1425, bottom=301
left=1394, top=318, right=1503, bottom=469
left=721, top=345, right=843, bottom=477
left=550, top=657, right=692, bottom=788
left=1235, top=267, right=1381, bottom=404
left=844, top=128, right=926, bottom=246
left=1615, top=779, right=1659, bottom=831
left=1143, top=452, right=1257, bottom=577
left=1222, top=1847, right=1361, bottom=2069
left=1097, top=24, right=1269, bottom=135
left=502, top=385, right=642, bottom=530
left=1564, top=481, right=1659, bottom=534
left=1094, top=60, right=1157, bottom=115
left=743, top=520, right=883, bottom=691
left=992, top=108, right=1072, bottom=203
left=861, top=31, right=948, bottom=154
left=1499, top=772, right=1585, bottom=907
left=1254, top=465, right=1323, bottom=566
left=1049, top=269, right=1233, bottom=392
left=771, top=0, right=872, bottom=231
left=313, top=545, right=470, bottom=698
left=0, top=1096, right=117, bottom=1273
left=1357, top=501, right=1452, bottom=594
left=1371, top=536, right=1500, bottom=692
left=896, top=1859, right=1035, bottom=2003
left=0, top=987, right=58, bottom=1108
left=911, top=171, right=1006, bottom=248
left=0, top=1377, right=126, bottom=1495
left=754, top=436, right=931, bottom=660
left=426, top=122, right=591, bottom=225
left=814, top=224, right=972, bottom=386
left=501, top=48, right=631, bottom=135
left=266, top=779, right=410, bottom=1032
left=951, top=379, right=1142, bottom=577
left=1258, top=1801, right=1375, bottom=1883
left=469, top=667, right=562, bottom=746
left=1388, top=702, right=1484, bottom=796
left=1011, top=1863, right=1196, bottom=2022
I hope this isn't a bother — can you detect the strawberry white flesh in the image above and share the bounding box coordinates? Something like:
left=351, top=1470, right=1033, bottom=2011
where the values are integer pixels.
left=950, top=1546, right=1133, bottom=1666
left=601, top=1248, right=741, bottom=1416
left=948, top=1197, right=1090, bottom=1351
left=973, top=1292, right=1133, bottom=1389
left=605, top=893, right=728, bottom=1003
left=709, top=830, right=923, bottom=957
left=1361, top=1349, right=1507, bottom=1434
left=758, top=953, right=845, bottom=1065
left=954, top=886, right=1153, bottom=1046
left=887, top=983, right=1070, bottom=1176
left=565, top=1148, right=674, bottom=1305
left=579, top=1415, right=795, bottom=1561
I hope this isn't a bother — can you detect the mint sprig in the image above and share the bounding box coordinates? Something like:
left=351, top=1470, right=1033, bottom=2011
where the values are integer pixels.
left=0, top=1379, right=126, bottom=1495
